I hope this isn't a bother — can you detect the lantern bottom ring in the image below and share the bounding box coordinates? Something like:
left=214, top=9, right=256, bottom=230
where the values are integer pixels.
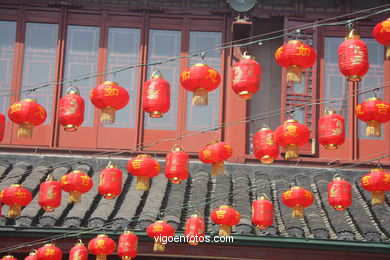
left=325, top=144, right=338, bottom=150
left=261, top=155, right=274, bottom=165
left=256, top=225, right=268, bottom=230
left=103, top=193, right=116, bottom=199
left=347, top=75, right=361, bottom=82
left=121, top=256, right=133, bottom=259
left=238, top=91, right=253, bottom=100
left=170, top=177, right=182, bottom=184
left=64, top=124, right=78, bottom=132
left=149, top=111, right=163, bottom=118
left=44, top=206, right=55, bottom=212
left=334, top=205, right=346, bottom=211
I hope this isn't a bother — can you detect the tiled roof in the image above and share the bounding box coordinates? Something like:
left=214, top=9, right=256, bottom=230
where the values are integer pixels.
left=0, top=153, right=389, bottom=243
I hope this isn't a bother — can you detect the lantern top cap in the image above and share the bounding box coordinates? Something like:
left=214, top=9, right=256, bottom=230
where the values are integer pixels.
left=44, top=243, right=55, bottom=247
left=370, top=168, right=384, bottom=172
left=10, top=184, right=23, bottom=188
left=155, top=220, right=167, bottom=223
left=333, top=174, right=345, bottom=181
left=206, top=140, right=219, bottom=146
left=137, top=154, right=151, bottom=158
left=97, top=234, right=108, bottom=238
left=45, top=174, right=56, bottom=182
left=70, top=170, right=86, bottom=174
left=172, top=144, right=184, bottom=152
left=190, top=214, right=201, bottom=218
left=219, top=205, right=232, bottom=209
left=291, top=186, right=303, bottom=190
left=284, top=119, right=298, bottom=124
left=194, top=63, right=208, bottom=67
left=325, top=109, right=337, bottom=115
left=259, top=125, right=271, bottom=131
left=257, top=193, right=269, bottom=200
left=123, top=230, right=134, bottom=234
left=366, top=97, right=382, bottom=102
left=242, top=53, right=255, bottom=60
left=287, top=40, right=304, bottom=45
left=106, top=160, right=117, bottom=169
left=345, top=29, right=360, bottom=40
left=151, top=70, right=163, bottom=79
left=75, top=239, right=84, bottom=246
left=102, top=81, right=119, bottom=86
left=29, top=250, right=37, bottom=256
left=3, top=255, right=15, bottom=259
left=21, top=98, right=37, bottom=103
left=66, top=86, right=80, bottom=95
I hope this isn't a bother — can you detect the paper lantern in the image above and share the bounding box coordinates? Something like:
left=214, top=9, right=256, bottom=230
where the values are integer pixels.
left=165, top=146, right=189, bottom=184
left=184, top=214, right=205, bottom=245
left=232, top=54, right=261, bottom=99
left=253, top=126, right=279, bottom=164
left=36, top=243, right=62, bottom=260
left=274, top=119, right=310, bottom=160
left=24, top=250, right=37, bottom=260
left=38, top=174, right=61, bottom=212
left=2, top=184, right=32, bottom=218
left=282, top=186, right=314, bottom=218
left=318, top=109, right=345, bottom=150
left=90, top=81, right=129, bottom=124
left=117, top=231, right=138, bottom=260
left=69, top=240, right=88, bottom=260
left=361, top=168, right=390, bottom=205
left=146, top=220, right=175, bottom=252
left=211, top=205, right=240, bottom=236
left=199, top=141, right=233, bottom=176
left=373, top=18, right=390, bottom=59
left=274, top=40, right=316, bottom=83
left=355, top=97, right=390, bottom=137
left=98, top=161, right=122, bottom=199
left=338, top=29, right=369, bottom=81
left=2, top=256, right=17, bottom=260
left=0, top=189, right=3, bottom=217
left=0, top=113, right=5, bottom=142
left=252, top=194, right=274, bottom=230
left=142, top=71, right=170, bottom=118
left=88, top=234, right=116, bottom=260
left=8, top=99, right=47, bottom=138
left=60, top=170, right=93, bottom=203
left=328, top=174, right=352, bottom=211
left=127, top=154, right=160, bottom=191
left=58, top=87, right=85, bottom=132
left=180, top=63, right=221, bottom=106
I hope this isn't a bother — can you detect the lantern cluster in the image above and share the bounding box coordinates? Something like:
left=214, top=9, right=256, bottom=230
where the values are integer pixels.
left=199, top=141, right=233, bottom=176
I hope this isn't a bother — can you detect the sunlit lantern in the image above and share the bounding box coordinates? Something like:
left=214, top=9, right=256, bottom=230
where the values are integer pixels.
left=24, top=250, right=37, bottom=260
left=69, top=240, right=88, bottom=260
left=127, top=154, right=160, bottom=191
left=58, top=87, right=85, bottom=132
left=98, top=161, right=122, bottom=199
left=373, top=18, right=390, bottom=59
left=180, top=63, right=221, bottom=106
left=355, top=97, right=390, bottom=137
left=361, top=168, right=390, bottom=205
left=211, top=205, right=240, bottom=236
left=252, top=194, right=274, bottom=230
left=38, top=174, right=62, bottom=212
left=328, top=174, right=352, bottom=211
left=282, top=186, right=314, bottom=218
left=253, top=126, right=279, bottom=164
left=184, top=214, right=205, bottom=245
left=318, top=109, right=345, bottom=150
left=88, top=234, right=116, bottom=260
left=199, top=141, right=233, bottom=176
left=0, top=113, right=5, bottom=142
left=90, top=81, right=129, bottom=124
left=232, top=53, right=261, bottom=99
left=142, top=71, right=170, bottom=118
left=117, top=231, right=138, bottom=260
left=146, top=220, right=175, bottom=252
left=60, top=170, right=93, bottom=203
left=8, top=99, right=47, bottom=138
left=36, top=243, right=62, bottom=260
left=2, top=184, right=32, bottom=218
left=165, top=146, right=189, bottom=184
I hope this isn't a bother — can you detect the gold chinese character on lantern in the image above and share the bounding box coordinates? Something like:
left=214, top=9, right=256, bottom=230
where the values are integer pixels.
left=275, top=47, right=283, bottom=59
left=362, top=175, right=371, bottom=186
left=45, top=249, right=55, bottom=256
left=384, top=174, right=390, bottom=185
left=131, top=159, right=143, bottom=170
left=285, top=125, right=298, bottom=137
left=266, top=132, right=274, bottom=145
left=224, top=144, right=233, bottom=155
left=232, top=67, right=243, bottom=85
left=147, top=87, right=159, bottom=100
left=283, top=190, right=293, bottom=200
left=304, top=190, right=313, bottom=200
left=206, top=69, right=219, bottom=84
left=202, top=149, right=214, bottom=160
left=104, top=86, right=119, bottom=96
left=356, top=104, right=364, bottom=115
left=80, top=175, right=90, bottom=186
left=376, top=103, right=389, bottom=115
left=15, top=190, right=27, bottom=199
left=153, top=224, right=163, bottom=232
left=215, top=209, right=226, bottom=219
left=181, top=71, right=191, bottom=81
left=154, top=164, right=161, bottom=173
left=35, top=106, right=46, bottom=119
left=46, top=186, right=57, bottom=199
left=295, top=45, right=311, bottom=56
left=350, top=45, right=363, bottom=65
left=96, top=239, right=106, bottom=249
left=9, top=103, right=21, bottom=114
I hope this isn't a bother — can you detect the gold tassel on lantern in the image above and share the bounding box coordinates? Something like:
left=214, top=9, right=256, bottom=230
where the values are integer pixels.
left=219, top=224, right=231, bottom=236
left=211, top=161, right=224, bottom=177
left=386, top=44, right=390, bottom=60
left=136, top=176, right=150, bottom=191
left=96, top=255, right=107, bottom=260
left=68, top=190, right=81, bottom=203
left=371, top=191, right=385, bottom=205
left=101, top=106, right=116, bottom=124
left=8, top=204, right=21, bottom=218
left=292, top=205, right=304, bottom=219
left=287, top=65, right=303, bottom=83
left=285, top=144, right=299, bottom=160
left=153, top=242, right=165, bottom=252
left=193, top=88, right=208, bottom=106
left=18, top=122, right=34, bottom=138
left=366, top=120, right=381, bottom=137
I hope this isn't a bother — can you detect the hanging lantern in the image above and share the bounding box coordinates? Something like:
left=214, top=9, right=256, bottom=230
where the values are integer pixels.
left=165, top=146, right=189, bottom=184
left=142, top=71, right=170, bottom=118
left=69, top=240, right=88, bottom=260
left=355, top=97, right=390, bottom=137
left=328, top=174, right=352, bottom=211
left=318, top=109, right=345, bottom=150
left=88, top=234, right=116, bottom=260
left=127, top=154, right=160, bottom=191
left=58, top=87, right=85, bottom=132
left=338, top=29, right=369, bottom=81
left=0, top=189, right=3, bottom=217
left=373, top=18, right=390, bottom=59
left=274, top=40, right=316, bottom=83
left=2, top=256, right=17, bottom=260
left=36, top=243, right=62, bottom=260
left=199, top=141, right=233, bottom=176
left=98, top=161, right=122, bottom=199
left=24, top=250, right=37, bottom=260
left=60, top=170, right=93, bottom=203
left=38, top=174, right=62, bottom=212
left=211, top=205, right=240, bottom=236
left=274, top=119, right=310, bottom=160
left=282, top=186, right=314, bottom=218
left=361, top=168, right=390, bottom=205
left=180, top=63, right=221, bottom=106
left=184, top=214, right=205, bottom=245
left=90, top=81, right=129, bottom=124
left=253, top=126, right=279, bottom=164
left=252, top=194, right=274, bottom=230
left=146, top=220, right=175, bottom=252
left=0, top=113, right=5, bottom=142
left=2, top=184, right=32, bottom=218
left=117, top=231, right=138, bottom=260
left=232, top=53, right=261, bottom=99
left=8, top=99, right=47, bottom=138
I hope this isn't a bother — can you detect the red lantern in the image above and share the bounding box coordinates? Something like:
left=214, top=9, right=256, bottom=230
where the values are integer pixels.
left=274, top=119, right=310, bottom=160
left=232, top=54, right=261, bottom=99
left=199, top=141, right=233, bottom=176
left=373, top=18, right=390, bottom=59
left=8, top=99, right=47, bottom=138
left=361, top=168, right=390, bottom=205
left=338, top=29, right=369, bottom=81
left=69, top=240, right=88, bottom=260
left=146, top=220, right=175, bottom=252
left=355, top=97, right=390, bottom=137
left=60, top=170, right=93, bottom=203
left=318, top=109, right=345, bottom=150
left=88, top=234, right=116, bottom=260
left=211, top=205, right=240, bottom=236
left=90, top=81, right=129, bottom=124
left=180, top=63, right=221, bottom=106
left=252, top=194, right=274, bottom=230
left=2, top=184, right=32, bottom=218
left=58, top=87, right=85, bottom=132
left=0, top=189, right=3, bottom=217
left=36, top=243, right=62, bottom=260
left=24, top=250, right=37, bottom=260
left=282, top=186, right=314, bottom=218
left=127, top=154, right=160, bottom=191
left=2, top=256, right=17, bottom=260
left=274, top=40, right=316, bottom=83
left=117, top=231, right=138, bottom=260
left=184, top=214, right=205, bottom=245
left=165, top=146, right=189, bottom=184
left=142, top=71, right=170, bottom=118
left=253, top=126, right=279, bottom=164
left=0, top=113, right=5, bottom=142
left=328, top=174, right=352, bottom=211
left=38, top=174, right=61, bottom=212
left=98, top=161, right=122, bottom=199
